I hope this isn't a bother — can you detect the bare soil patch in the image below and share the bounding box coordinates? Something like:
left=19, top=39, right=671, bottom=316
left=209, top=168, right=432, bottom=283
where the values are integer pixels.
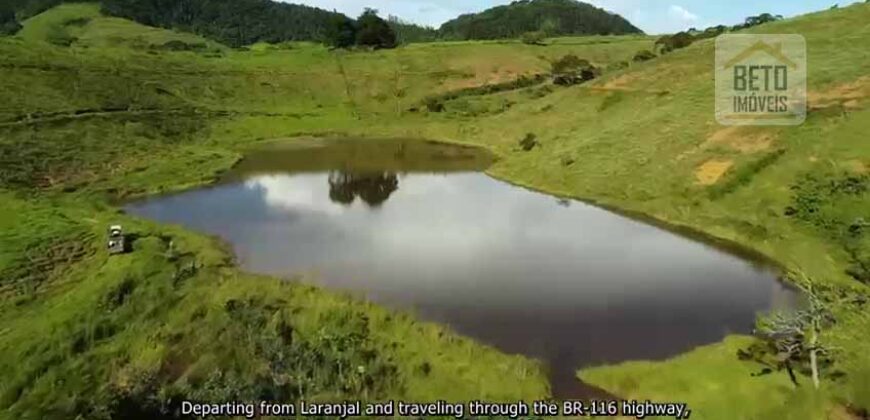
left=696, top=159, right=734, bottom=185
left=809, top=76, right=870, bottom=110
left=705, top=126, right=775, bottom=154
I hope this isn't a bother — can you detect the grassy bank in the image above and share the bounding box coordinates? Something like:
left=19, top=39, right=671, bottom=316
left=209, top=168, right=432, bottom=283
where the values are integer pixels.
left=1, top=2, right=869, bottom=418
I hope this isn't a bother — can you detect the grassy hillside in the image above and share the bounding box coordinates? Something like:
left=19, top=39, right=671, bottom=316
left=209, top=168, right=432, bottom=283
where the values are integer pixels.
left=17, top=3, right=225, bottom=50
left=0, top=2, right=868, bottom=419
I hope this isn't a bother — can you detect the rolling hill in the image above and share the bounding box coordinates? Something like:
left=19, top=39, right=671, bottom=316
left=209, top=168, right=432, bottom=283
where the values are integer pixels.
left=438, top=0, right=643, bottom=40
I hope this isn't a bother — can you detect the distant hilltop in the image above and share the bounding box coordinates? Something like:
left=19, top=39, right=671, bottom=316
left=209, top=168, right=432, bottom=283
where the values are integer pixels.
left=438, top=0, right=644, bottom=40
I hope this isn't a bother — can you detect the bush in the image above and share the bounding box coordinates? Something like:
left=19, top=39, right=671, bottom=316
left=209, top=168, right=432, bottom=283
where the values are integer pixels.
left=46, top=28, right=77, bottom=47
left=606, top=60, right=629, bottom=72
left=423, top=97, right=445, bottom=113
left=519, top=133, right=538, bottom=151
left=551, top=54, right=599, bottom=85
left=157, top=40, right=207, bottom=51
left=419, top=73, right=548, bottom=109
left=655, top=32, right=694, bottom=54
left=520, top=31, right=546, bottom=45
left=63, top=17, right=92, bottom=27
left=632, top=50, right=656, bottom=62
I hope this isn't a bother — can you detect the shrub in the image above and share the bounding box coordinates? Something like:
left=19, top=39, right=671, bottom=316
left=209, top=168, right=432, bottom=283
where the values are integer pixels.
left=519, top=133, right=538, bottom=151
left=632, top=49, right=656, bottom=62
left=655, top=32, right=694, bottom=54
left=520, top=31, right=546, bottom=45
left=46, top=28, right=77, bottom=47
left=605, top=60, right=629, bottom=72
left=63, top=17, right=92, bottom=27
left=551, top=54, right=599, bottom=85
left=158, top=40, right=207, bottom=51
left=423, top=97, right=445, bottom=113
left=418, top=73, right=548, bottom=110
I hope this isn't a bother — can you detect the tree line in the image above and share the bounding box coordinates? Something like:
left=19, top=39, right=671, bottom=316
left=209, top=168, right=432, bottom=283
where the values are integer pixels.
left=653, top=13, right=786, bottom=55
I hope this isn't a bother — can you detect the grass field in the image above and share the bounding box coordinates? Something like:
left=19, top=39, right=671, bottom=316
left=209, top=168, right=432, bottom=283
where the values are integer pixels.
left=1, top=2, right=869, bottom=418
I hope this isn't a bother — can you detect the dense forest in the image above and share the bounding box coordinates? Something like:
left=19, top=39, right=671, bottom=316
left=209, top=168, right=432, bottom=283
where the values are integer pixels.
left=100, top=0, right=347, bottom=47
left=438, top=0, right=643, bottom=40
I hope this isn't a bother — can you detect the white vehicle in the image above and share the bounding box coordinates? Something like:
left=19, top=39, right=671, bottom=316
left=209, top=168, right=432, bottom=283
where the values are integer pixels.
left=107, top=225, right=126, bottom=255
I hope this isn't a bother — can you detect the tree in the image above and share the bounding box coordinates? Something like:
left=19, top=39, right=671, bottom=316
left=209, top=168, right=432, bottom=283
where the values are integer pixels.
left=753, top=279, right=837, bottom=389
left=0, top=3, right=21, bottom=36
left=355, top=8, right=396, bottom=49
left=325, top=14, right=356, bottom=48
left=328, top=172, right=399, bottom=207
left=738, top=12, right=783, bottom=29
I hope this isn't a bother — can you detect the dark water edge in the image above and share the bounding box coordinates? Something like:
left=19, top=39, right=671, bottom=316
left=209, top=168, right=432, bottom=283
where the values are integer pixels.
left=125, top=138, right=801, bottom=399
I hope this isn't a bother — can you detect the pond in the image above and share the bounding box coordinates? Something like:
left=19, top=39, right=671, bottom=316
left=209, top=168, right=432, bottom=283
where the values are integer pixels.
left=126, top=138, right=799, bottom=398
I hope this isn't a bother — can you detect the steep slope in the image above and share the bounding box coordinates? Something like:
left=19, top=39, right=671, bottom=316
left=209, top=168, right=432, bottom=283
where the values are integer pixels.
left=439, top=0, right=642, bottom=40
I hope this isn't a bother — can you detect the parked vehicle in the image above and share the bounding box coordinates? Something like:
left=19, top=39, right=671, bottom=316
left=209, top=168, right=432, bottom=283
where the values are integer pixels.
left=107, top=225, right=125, bottom=255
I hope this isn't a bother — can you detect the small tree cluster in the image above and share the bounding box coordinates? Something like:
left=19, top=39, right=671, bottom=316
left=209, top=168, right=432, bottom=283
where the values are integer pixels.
left=326, top=8, right=397, bottom=50
left=737, top=13, right=784, bottom=29
left=654, top=32, right=694, bottom=54
left=551, top=54, right=600, bottom=85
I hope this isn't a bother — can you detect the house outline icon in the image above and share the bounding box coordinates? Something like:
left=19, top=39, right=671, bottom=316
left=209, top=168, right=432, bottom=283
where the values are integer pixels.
left=722, top=40, right=798, bottom=70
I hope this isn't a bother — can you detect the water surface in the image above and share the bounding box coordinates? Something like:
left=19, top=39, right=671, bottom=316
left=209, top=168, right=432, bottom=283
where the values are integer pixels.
left=127, top=138, right=798, bottom=397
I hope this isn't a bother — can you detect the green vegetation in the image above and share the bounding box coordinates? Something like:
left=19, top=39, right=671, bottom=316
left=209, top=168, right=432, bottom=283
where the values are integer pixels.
left=326, top=9, right=398, bottom=50
left=0, top=2, right=21, bottom=36
left=654, top=13, right=786, bottom=56
left=438, top=0, right=642, bottom=40
left=387, top=16, right=438, bottom=44
left=100, top=0, right=345, bottom=47
left=1, top=1, right=869, bottom=418
left=550, top=54, right=600, bottom=85
left=581, top=336, right=836, bottom=420
left=521, top=31, right=547, bottom=45
left=632, top=49, right=656, bottom=62
left=352, top=9, right=397, bottom=49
